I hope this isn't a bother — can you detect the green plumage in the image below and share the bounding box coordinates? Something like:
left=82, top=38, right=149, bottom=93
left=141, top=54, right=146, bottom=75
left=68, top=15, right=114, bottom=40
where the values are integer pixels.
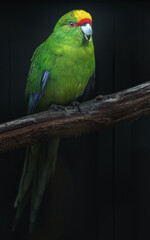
left=26, top=10, right=95, bottom=111
left=14, top=9, right=95, bottom=231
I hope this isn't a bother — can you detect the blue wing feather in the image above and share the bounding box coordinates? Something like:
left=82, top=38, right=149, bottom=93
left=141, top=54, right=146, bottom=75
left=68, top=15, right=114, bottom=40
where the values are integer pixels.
left=28, top=71, right=50, bottom=114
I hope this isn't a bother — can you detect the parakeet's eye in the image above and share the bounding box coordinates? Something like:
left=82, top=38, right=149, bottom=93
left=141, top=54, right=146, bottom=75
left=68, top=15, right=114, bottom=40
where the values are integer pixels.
left=69, top=22, right=74, bottom=27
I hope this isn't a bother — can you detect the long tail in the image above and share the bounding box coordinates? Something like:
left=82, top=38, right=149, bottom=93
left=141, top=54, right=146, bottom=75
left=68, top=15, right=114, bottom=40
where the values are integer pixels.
left=12, top=138, right=60, bottom=232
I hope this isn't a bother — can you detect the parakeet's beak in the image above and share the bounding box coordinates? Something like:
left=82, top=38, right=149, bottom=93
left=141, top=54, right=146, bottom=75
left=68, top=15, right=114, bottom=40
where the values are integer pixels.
left=81, top=23, right=92, bottom=42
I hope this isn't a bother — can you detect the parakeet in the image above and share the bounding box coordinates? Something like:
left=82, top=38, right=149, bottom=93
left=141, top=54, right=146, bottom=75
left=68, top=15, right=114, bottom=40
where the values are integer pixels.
left=13, top=9, right=95, bottom=232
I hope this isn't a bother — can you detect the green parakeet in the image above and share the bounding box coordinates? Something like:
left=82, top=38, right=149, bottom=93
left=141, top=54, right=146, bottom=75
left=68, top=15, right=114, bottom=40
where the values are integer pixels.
left=13, top=9, right=95, bottom=232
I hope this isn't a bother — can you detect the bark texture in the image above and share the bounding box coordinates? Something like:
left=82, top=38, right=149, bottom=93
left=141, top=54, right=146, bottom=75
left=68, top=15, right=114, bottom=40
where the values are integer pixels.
left=0, top=81, right=150, bottom=153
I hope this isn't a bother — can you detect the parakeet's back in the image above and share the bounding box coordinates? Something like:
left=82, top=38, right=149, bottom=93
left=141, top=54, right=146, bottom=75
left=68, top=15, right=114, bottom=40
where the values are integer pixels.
left=13, top=9, right=95, bottom=232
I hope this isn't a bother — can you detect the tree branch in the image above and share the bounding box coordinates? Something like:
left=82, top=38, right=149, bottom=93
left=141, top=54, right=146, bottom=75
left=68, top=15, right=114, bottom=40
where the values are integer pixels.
left=0, top=81, right=150, bottom=153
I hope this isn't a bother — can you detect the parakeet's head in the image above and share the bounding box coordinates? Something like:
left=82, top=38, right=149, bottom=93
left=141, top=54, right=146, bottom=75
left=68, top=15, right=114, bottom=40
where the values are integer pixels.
left=53, top=10, right=93, bottom=46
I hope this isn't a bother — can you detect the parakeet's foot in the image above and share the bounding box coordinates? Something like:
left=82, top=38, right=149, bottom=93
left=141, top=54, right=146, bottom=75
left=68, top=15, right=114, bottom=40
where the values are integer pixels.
left=70, top=101, right=81, bottom=112
left=49, top=103, right=70, bottom=115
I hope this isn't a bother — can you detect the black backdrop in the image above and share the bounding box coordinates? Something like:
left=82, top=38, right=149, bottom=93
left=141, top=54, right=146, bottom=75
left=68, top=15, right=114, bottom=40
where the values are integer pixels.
left=0, top=1, right=150, bottom=240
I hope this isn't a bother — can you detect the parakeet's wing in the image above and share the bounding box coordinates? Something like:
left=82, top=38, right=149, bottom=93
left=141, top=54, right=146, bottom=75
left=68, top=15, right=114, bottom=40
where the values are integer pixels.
left=78, top=71, right=95, bottom=102
left=25, top=42, right=54, bottom=114
left=28, top=70, right=50, bottom=114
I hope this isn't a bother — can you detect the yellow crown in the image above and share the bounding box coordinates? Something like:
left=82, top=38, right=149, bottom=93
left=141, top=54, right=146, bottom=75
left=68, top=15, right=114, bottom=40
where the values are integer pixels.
left=74, top=10, right=92, bottom=22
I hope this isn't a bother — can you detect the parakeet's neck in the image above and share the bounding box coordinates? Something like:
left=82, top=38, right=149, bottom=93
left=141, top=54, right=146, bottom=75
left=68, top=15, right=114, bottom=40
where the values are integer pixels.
left=45, top=33, right=94, bottom=68
left=47, top=27, right=94, bottom=50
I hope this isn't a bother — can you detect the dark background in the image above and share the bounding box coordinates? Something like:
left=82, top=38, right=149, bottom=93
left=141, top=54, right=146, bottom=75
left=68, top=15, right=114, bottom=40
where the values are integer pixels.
left=0, top=1, right=150, bottom=240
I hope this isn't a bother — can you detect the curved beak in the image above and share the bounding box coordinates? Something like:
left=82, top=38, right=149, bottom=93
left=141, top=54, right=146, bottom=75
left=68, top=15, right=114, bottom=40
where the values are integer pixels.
left=81, top=23, right=92, bottom=41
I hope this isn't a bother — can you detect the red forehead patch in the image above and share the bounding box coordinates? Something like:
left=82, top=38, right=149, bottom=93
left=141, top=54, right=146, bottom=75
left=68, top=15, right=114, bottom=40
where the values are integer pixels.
left=74, top=18, right=92, bottom=27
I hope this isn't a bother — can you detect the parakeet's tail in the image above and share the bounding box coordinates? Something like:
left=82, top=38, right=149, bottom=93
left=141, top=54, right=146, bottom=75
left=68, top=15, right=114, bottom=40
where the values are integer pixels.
left=12, top=138, right=60, bottom=232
